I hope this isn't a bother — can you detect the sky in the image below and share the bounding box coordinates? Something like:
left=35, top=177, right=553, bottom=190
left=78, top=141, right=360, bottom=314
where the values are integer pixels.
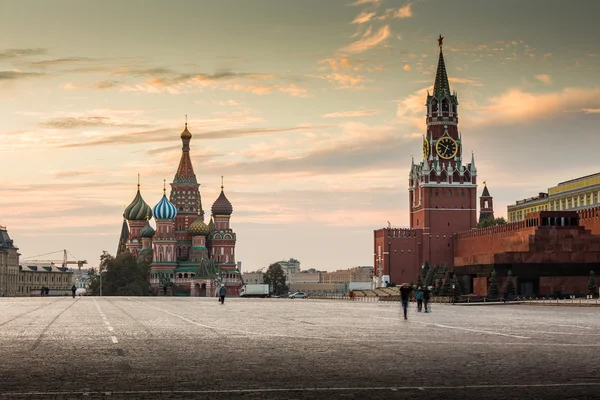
left=1, top=0, right=599, bottom=271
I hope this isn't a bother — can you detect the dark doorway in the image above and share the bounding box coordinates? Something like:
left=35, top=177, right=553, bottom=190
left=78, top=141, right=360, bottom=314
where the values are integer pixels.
left=200, top=283, right=207, bottom=297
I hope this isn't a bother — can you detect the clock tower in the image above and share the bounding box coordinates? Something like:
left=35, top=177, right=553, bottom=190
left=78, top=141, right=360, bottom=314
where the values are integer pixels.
left=408, top=35, right=478, bottom=268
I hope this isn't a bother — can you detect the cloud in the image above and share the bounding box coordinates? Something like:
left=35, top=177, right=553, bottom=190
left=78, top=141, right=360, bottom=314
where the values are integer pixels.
left=28, top=57, right=95, bottom=68
left=338, top=25, right=391, bottom=55
left=39, top=117, right=148, bottom=130
left=391, top=4, right=413, bottom=18
left=320, top=72, right=370, bottom=89
left=348, top=0, right=381, bottom=6
left=403, top=64, right=411, bottom=71
left=535, top=74, right=552, bottom=84
left=352, top=12, right=376, bottom=24
left=0, top=48, right=47, bottom=60
left=475, top=87, right=600, bottom=125
left=54, top=169, right=101, bottom=178
left=55, top=125, right=326, bottom=148
left=582, top=108, right=600, bottom=114
left=0, top=71, right=47, bottom=81
left=323, top=109, right=381, bottom=118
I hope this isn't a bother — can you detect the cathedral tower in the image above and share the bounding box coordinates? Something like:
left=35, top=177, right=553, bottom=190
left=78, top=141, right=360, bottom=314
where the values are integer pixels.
left=210, top=177, right=237, bottom=268
left=408, top=35, right=478, bottom=268
left=152, top=182, right=178, bottom=271
left=123, top=177, right=153, bottom=258
left=170, top=122, right=202, bottom=262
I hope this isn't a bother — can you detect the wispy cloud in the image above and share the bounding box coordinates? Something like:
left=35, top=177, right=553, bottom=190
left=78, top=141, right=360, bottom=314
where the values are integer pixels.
left=323, top=110, right=380, bottom=118
left=0, top=48, right=47, bottom=60
left=339, top=25, right=391, bottom=55
left=535, top=74, right=552, bottom=84
left=0, top=71, right=47, bottom=81
left=39, top=117, right=148, bottom=130
left=582, top=108, right=600, bottom=114
left=348, top=0, right=381, bottom=6
left=352, top=11, right=377, bottom=24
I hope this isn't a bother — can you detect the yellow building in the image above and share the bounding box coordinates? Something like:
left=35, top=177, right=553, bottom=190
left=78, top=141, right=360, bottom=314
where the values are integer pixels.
left=547, top=173, right=600, bottom=212
left=507, top=193, right=549, bottom=222
left=507, top=173, right=600, bottom=222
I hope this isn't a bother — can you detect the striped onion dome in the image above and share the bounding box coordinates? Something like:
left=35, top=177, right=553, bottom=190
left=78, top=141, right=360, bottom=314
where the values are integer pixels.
left=211, top=188, right=233, bottom=216
left=189, top=215, right=211, bottom=237
left=140, top=218, right=155, bottom=238
left=153, top=193, right=177, bottom=220
left=124, top=186, right=152, bottom=221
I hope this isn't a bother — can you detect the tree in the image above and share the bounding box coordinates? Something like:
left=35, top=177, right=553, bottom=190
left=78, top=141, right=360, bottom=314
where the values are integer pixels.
left=263, top=263, right=288, bottom=296
left=92, top=251, right=151, bottom=296
left=478, top=217, right=508, bottom=229
left=488, top=270, right=499, bottom=299
left=416, top=275, right=423, bottom=288
left=588, top=270, right=597, bottom=297
left=503, top=270, right=516, bottom=297
left=439, top=273, right=453, bottom=297
left=421, top=262, right=431, bottom=284
left=86, top=267, right=100, bottom=295
left=451, top=274, right=462, bottom=302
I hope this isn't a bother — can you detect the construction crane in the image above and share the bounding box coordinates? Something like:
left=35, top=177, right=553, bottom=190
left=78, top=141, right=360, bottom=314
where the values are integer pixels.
left=21, top=249, right=88, bottom=270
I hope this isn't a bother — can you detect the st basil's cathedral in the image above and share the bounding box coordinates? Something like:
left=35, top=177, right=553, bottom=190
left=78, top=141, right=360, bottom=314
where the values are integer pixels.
left=117, top=123, right=241, bottom=296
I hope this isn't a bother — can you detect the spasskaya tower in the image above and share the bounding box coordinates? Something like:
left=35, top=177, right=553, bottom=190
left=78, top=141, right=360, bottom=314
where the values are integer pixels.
left=374, top=35, right=478, bottom=286
left=409, top=34, right=478, bottom=268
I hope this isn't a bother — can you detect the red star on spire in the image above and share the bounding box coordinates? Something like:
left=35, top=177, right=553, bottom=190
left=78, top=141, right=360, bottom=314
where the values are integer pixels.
left=438, top=34, right=444, bottom=47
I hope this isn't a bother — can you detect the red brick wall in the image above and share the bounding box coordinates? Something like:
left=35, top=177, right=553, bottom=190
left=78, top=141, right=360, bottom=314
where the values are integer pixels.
left=579, top=207, right=600, bottom=234
left=374, top=228, right=424, bottom=284
left=539, top=276, right=600, bottom=296
left=473, top=277, right=488, bottom=296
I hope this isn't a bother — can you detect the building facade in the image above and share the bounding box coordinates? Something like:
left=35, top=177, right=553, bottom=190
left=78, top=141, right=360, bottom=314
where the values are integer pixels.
left=120, top=123, right=241, bottom=295
left=321, top=266, right=373, bottom=283
left=508, top=173, right=600, bottom=223
left=374, top=36, right=478, bottom=285
left=18, top=265, right=73, bottom=296
left=0, top=226, right=19, bottom=297
left=242, top=271, right=264, bottom=284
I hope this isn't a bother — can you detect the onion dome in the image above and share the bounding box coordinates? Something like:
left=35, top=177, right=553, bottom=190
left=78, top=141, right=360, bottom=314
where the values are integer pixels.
left=140, top=217, right=155, bottom=238
left=124, top=180, right=152, bottom=221
left=211, top=177, right=233, bottom=216
left=181, top=122, right=192, bottom=140
left=153, top=181, right=177, bottom=220
left=190, top=215, right=211, bottom=237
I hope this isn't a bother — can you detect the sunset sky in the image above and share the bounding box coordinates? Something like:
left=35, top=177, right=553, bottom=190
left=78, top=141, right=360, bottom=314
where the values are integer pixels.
left=1, top=0, right=599, bottom=271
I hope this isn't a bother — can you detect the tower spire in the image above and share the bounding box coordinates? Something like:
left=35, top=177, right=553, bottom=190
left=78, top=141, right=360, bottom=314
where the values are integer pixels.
left=163, top=179, right=166, bottom=195
left=221, top=175, right=224, bottom=190
left=433, top=34, right=451, bottom=98
left=137, top=173, right=140, bottom=189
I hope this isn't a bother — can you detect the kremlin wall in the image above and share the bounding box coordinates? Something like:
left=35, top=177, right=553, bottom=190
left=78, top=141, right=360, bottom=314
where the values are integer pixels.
left=374, top=36, right=600, bottom=297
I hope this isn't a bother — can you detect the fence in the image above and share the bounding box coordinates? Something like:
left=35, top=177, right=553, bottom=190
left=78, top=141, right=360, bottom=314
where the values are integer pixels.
left=310, top=295, right=452, bottom=303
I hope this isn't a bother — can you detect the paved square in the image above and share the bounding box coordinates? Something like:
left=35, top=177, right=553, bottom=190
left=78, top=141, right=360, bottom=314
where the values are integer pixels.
left=1, top=297, right=599, bottom=399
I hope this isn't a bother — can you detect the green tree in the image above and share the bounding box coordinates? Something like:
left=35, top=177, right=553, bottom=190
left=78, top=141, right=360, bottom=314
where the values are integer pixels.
left=451, top=275, right=462, bottom=302
left=86, top=267, right=100, bottom=295
left=421, top=262, right=431, bottom=284
left=478, top=217, right=508, bottom=229
left=503, top=270, right=516, bottom=297
left=263, top=263, right=288, bottom=296
left=588, top=270, right=597, bottom=297
left=488, top=270, right=499, bottom=299
left=95, top=251, right=151, bottom=296
left=439, top=273, right=453, bottom=296
left=416, top=275, right=423, bottom=288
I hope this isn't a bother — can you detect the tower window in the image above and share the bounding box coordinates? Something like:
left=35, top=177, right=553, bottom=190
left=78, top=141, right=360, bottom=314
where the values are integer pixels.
left=484, top=200, right=489, bottom=208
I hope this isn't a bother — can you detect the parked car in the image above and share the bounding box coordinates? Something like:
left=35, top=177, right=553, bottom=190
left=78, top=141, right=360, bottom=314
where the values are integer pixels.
left=289, top=292, right=308, bottom=299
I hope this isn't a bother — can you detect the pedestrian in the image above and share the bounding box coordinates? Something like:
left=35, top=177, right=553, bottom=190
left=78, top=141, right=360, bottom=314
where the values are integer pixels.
left=45, top=287, right=50, bottom=296
left=219, top=285, right=227, bottom=304
left=415, top=286, right=423, bottom=312
left=399, top=283, right=413, bottom=320
left=423, top=286, right=431, bottom=313
left=71, top=285, right=77, bottom=298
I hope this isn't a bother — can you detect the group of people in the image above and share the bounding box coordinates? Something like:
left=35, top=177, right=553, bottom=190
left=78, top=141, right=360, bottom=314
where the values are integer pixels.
left=399, top=283, right=431, bottom=320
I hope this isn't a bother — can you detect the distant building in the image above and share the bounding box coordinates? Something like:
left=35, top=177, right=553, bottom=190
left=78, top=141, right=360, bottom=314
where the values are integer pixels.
left=321, top=266, right=373, bottom=283
left=18, top=265, right=73, bottom=296
left=0, top=226, right=19, bottom=297
left=276, top=258, right=301, bottom=284
left=290, top=271, right=321, bottom=284
left=242, top=271, right=264, bottom=284
left=508, top=193, right=549, bottom=222
left=479, top=183, right=494, bottom=223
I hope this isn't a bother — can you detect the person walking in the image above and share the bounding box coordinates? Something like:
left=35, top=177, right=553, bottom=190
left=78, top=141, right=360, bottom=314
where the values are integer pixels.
left=399, top=283, right=413, bottom=320
left=219, top=285, right=227, bottom=304
left=423, top=286, right=431, bottom=313
left=71, top=285, right=77, bottom=298
left=415, top=286, right=424, bottom=312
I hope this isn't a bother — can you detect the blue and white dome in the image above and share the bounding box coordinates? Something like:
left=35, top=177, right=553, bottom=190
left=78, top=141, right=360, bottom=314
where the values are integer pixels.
left=153, top=193, right=177, bottom=220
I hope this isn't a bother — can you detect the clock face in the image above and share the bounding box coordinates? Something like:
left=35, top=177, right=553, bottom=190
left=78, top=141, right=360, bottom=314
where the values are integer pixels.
left=436, top=137, right=458, bottom=159
left=422, top=139, right=430, bottom=159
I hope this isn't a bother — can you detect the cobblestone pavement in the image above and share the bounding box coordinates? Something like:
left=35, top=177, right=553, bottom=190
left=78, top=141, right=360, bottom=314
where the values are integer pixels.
left=1, top=297, right=599, bottom=399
